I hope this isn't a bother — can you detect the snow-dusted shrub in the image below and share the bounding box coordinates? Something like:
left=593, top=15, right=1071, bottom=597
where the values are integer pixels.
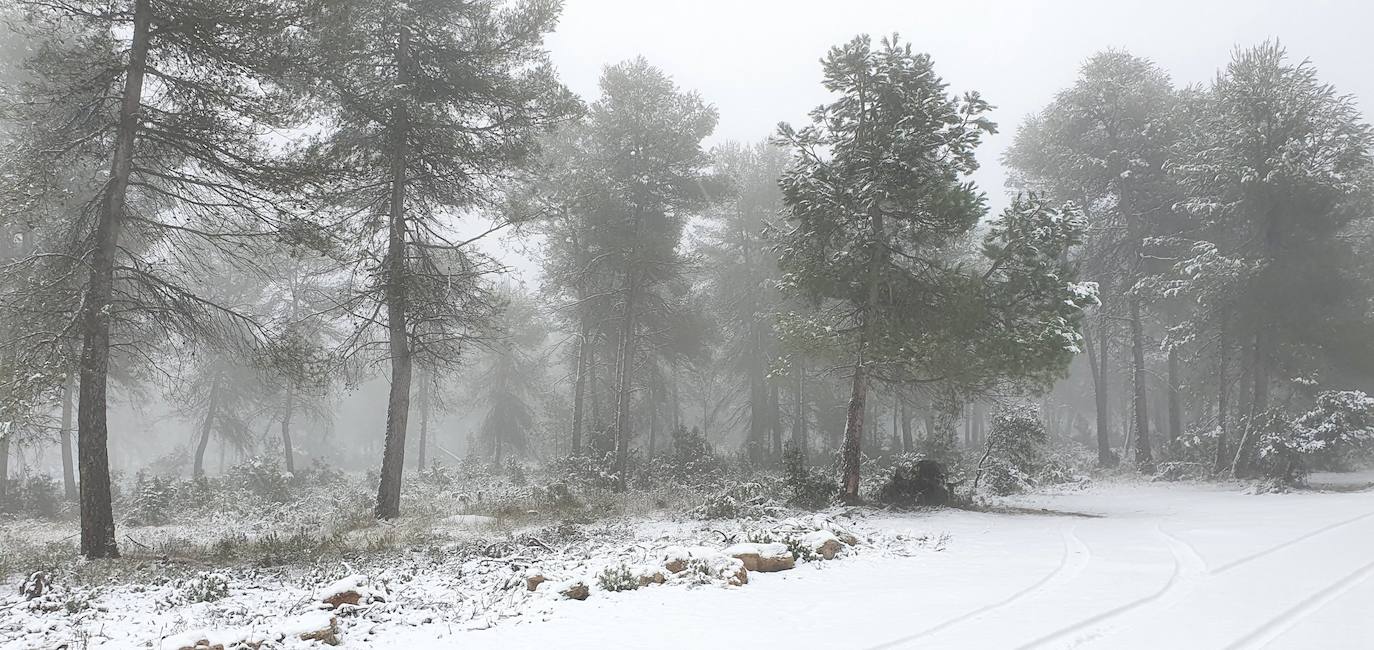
left=660, top=426, right=725, bottom=487
left=179, top=572, right=230, bottom=603
left=1252, top=390, right=1374, bottom=484
left=505, top=458, right=529, bottom=487
left=7, top=474, right=64, bottom=519
left=595, top=564, right=640, bottom=592
left=555, top=451, right=621, bottom=490
left=295, top=457, right=347, bottom=487
left=974, top=405, right=1048, bottom=495
left=781, top=445, right=837, bottom=510
left=868, top=453, right=950, bottom=507
left=229, top=457, right=293, bottom=504
left=1153, top=461, right=1213, bottom=481
left=693, top=482, right=771, bottom=520
left=419, top=461, right=454, bottom=487
left=127, top=472, right=178, bottom=525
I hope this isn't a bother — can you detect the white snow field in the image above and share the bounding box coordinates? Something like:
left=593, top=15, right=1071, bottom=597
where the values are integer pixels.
left=460, top=482, right=1374, bottom=650
left=3, top=480, right=1371, bottom=649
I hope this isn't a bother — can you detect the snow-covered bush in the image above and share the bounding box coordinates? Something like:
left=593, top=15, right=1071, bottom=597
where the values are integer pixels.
left=660, top=426, right=725, bottom=487
left=781, top=445, right=837, bottom=510
left=555, top=451, right=621, bottom=490
left=127, top=472, right=178, bottom=525
left=1160, top=425, right=1221, bottom=478
left=974, top=405, right=1048, bottom=495
left=505, top=458, right=528, bottom=486
left=693, top=482, right=771, bottom=519
left=595, top=564, right=640, bottom=592
left=1036, top=440, right=1095, bottom=487
left=2, top=474, right=64, bottom=519
left=179, top=572, right=230, bottom=603
left=229, top=457, right=293, bottom=504
left=868, top=453, right=951, bottom=507
left=1252, top=390, right=1374, bottom=484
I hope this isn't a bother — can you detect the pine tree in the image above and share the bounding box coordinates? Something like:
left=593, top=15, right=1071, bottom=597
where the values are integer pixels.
left=572, top=58, right=716, bottom=486
left=778, top=35, right=1095, bottom=500
left=699, top=140, right=789, bottom=465
left=1005, top=51, right=1184, bottom=470
left=1171, top=42, right=1372, bottom=474
left=7, top=0, right=308, bottom=557
left=300, top=0, right=576, bottom=518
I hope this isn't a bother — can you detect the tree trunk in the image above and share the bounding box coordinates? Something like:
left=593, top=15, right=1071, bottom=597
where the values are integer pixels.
left=0, top=433, right=8, bottom=505
left=840, top=359, right=868, bottom=500
left=769, top=382, right=783, bottom=464
left=1084, top=319, right=1114, bottom=466
left=791, top=358, right=806, bottom=461
left=900, top=397, right=913, bottom=453
left=193, top=375, right=220, bottom=480
left=416, top=371, right=429, bottom=470
left=570, top=321, right=591, bottom=454
left=375, top=24, right=413, bottom=520
left=1130, top=298, right=1153, bottom=471
left=281, top=385, right=296, bottom=474
left=75, top=0, right=151, bottom=558
left=1167, top=346, right=1183, bottom=445
left=1214, top=313, right=1231, bottom=473
left=60, top=371, right=76, bottom=499
left=611, top=275, right=637, bottom=488
left=747, top=356, right=767, bottom=464
left=840, top=210, right=885, bottom=500
left=647, top=378, right=658, bottom=458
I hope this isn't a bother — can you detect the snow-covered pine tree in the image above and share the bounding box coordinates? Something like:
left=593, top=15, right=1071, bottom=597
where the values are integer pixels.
left=297, top=0, right=578, bottom=518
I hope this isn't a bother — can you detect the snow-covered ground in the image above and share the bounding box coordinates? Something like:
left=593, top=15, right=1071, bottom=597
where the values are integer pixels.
left=463, top=482, right=1374, bottom=650
left=3, top=480, right=1371, bottom=649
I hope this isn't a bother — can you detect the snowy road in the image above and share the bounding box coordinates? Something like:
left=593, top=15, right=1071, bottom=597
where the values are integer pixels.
left=455, top=482, right=1374, bottom=649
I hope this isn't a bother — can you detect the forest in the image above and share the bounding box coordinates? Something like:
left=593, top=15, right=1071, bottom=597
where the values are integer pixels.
left=1, top=1, right=1373, bottom=648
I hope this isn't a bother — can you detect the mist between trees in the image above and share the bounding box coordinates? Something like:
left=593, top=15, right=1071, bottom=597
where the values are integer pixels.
left=1, top=0, right=1371, bottom=561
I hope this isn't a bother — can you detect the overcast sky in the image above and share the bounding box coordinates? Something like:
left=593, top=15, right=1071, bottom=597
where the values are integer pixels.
left=544, top=0, right=1374, bottom=215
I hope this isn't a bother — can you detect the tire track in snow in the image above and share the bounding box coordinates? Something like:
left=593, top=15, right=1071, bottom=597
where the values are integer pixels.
left=864, top=525, right=1090, bottom=650
left=1224, top=557, right=1374, bottom=649
left=1016, top=524, right=1191, bottom=650
left=1210, top=509, right=1374, bottom=576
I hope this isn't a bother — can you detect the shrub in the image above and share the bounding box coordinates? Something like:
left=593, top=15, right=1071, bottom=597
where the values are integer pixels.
left=180, top=572, right=230, bottom=603
left=869, top=453, right=950, bottom=507
left=419, top=462, right=454, bottom=488
left=16, top=474, right=63, bottom=519
left=229, top=457, right=292, bottom=503
left=505, top=458, right=528, bottom=487
left=127, top=472, right=178, bottom=525
left=974, top=404, right=1048, bottom=495
left=661, top=426, right=725, bottom=486
left=596, top=564, right=640, bottom=592
left=781, top=446, right=837, bottom=510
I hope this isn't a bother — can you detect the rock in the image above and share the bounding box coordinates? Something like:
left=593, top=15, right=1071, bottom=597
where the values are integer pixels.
left=560, top=581, right=589, bottom=600
left=636, top=570, right=666, bottom=586
left=837, top=532, right=860, bottom=546
left=526, top=574, right=548, bottom=592
left=722, top=543, right=762, bottom=572
left=299, top=619, right=339, bottom=646
left=279, top=612, right=340, bottom=646
left=728, top=564, right=748, bottom=586
left=319, top=574, right=367, bottom=609
left=175, top=640, right=223, bottom=650
left=19, top=571, right=49, bottom=600
left=663, top=545, right=713, bottom=573
left=802, top=530, right=844, bottom=560
left=322, top=590, right=360, bottom=608
left=755, top=543, right=796, bottom=572
left=727, top=542, right=794, bottom=572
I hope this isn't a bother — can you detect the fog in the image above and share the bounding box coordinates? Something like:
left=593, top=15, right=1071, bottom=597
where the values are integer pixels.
left=2, top=1, right=1373, bottom=646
